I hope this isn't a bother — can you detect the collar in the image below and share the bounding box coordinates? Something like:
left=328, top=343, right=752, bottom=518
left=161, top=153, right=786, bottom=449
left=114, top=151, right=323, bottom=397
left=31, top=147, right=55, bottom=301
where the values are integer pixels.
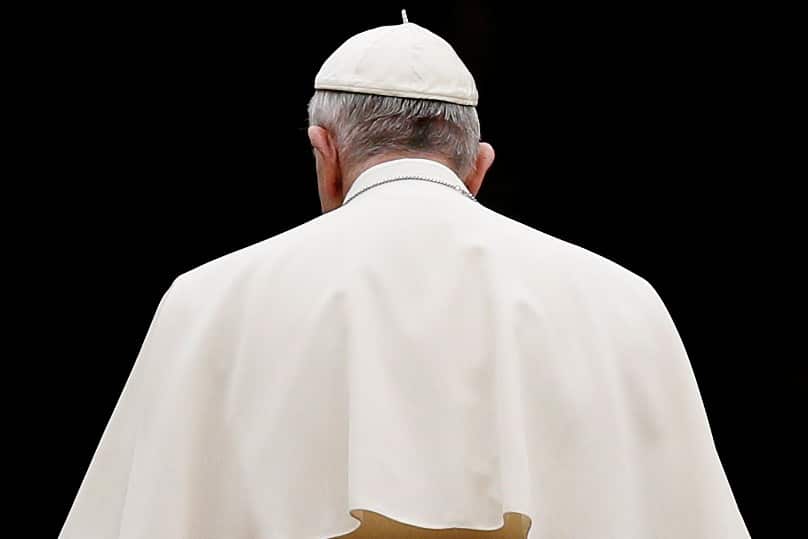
left=341, top=158, right=471, bottom=205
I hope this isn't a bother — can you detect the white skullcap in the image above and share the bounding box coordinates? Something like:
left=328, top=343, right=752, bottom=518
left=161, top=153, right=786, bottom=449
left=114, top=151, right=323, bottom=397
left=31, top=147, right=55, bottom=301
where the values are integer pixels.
left=314, top=13, right=478, bottom=106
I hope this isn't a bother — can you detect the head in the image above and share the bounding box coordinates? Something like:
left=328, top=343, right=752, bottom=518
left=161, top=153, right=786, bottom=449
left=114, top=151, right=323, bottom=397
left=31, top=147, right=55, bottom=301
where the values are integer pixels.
left=307, top=90, right=495, bottom=213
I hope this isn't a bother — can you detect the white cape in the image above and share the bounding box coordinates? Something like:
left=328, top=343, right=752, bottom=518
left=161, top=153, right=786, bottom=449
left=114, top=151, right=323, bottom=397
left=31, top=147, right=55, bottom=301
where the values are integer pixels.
left=60, top=159, right=750, bottom=538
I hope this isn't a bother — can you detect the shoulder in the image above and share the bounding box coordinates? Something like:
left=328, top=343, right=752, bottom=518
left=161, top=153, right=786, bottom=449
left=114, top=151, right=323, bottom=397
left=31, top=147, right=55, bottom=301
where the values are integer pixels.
left=481, top=206, right=652, bottom=290
left=160, top=209, right=347, bottom=308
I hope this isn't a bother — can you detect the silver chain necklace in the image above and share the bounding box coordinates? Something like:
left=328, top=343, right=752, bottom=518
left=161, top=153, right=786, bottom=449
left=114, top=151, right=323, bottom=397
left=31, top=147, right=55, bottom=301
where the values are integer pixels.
left=341, top=175, right=479, bottom=206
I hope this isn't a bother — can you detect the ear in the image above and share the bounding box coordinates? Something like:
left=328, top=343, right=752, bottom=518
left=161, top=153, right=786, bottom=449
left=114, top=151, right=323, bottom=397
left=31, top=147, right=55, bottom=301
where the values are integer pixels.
left=307, top=126, right=344, bottom=212
left=464, top=142, right=495, bottom=197
left=307, top=125, right=338, bottom=166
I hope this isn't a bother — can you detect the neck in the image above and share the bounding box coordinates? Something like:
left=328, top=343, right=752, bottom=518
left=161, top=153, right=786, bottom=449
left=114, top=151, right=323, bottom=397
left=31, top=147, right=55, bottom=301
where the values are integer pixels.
left=342, top=154, right=457, bottom=197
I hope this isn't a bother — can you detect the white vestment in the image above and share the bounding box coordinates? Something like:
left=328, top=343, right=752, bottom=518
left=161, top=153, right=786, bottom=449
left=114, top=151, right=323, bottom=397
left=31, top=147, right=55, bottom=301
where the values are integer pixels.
left=60, top=158, right=750, bottom=538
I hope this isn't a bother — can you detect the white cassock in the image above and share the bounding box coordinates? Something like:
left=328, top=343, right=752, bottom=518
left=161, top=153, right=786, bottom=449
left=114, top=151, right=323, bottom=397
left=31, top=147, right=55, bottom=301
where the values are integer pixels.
left=60, top=158, right=751, bottom=539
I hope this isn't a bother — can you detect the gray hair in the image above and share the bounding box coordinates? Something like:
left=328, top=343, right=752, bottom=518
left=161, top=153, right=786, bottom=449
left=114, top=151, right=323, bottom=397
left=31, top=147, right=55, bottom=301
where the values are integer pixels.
left=307, top=90, right=481, bottom=178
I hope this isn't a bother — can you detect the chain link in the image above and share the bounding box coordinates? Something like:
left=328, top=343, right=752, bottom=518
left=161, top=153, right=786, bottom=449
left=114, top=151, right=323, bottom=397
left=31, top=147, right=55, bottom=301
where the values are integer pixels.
left=341, top=176, right=479, bottom=206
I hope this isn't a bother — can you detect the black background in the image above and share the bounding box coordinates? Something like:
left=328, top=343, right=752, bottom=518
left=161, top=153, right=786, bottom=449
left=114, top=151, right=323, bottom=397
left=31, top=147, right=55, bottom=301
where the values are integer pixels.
left=24, top=2, right=799, bottom=537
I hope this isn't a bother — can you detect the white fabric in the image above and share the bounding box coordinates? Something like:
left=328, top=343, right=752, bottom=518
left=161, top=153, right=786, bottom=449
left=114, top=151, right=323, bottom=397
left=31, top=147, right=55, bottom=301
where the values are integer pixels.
left=314, top=22, right=478, bottom=106
left=60, top=158, right=750, bottom=538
